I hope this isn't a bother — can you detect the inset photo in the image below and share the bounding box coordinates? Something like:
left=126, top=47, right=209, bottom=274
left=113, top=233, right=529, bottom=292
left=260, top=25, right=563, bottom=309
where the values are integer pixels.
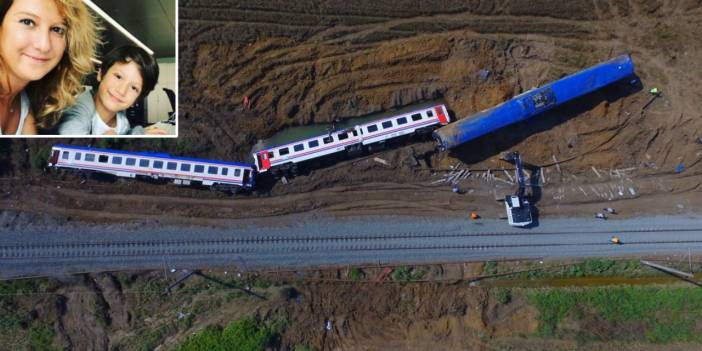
left=0, top=0, right=176, bottom=137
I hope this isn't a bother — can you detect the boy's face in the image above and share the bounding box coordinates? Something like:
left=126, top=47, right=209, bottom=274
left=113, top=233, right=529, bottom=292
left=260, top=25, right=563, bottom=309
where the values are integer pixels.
left=96, top=59, right=143, bottom=115
left=0, top=0, right=67, bottom=84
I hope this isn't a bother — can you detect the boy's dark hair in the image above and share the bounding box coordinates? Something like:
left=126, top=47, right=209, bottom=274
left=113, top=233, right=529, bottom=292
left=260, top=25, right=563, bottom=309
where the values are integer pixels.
left=99, top=45, right=159, bottom=100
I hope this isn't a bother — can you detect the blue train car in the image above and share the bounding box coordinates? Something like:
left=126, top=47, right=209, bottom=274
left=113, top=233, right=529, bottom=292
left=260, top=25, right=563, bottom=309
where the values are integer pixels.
left=433, top=54, right=636, bottom=150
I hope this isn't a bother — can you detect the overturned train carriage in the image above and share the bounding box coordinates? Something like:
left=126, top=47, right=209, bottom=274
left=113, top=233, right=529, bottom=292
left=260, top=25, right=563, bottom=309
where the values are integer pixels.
left=253, top=103, right=450, bottom=177
left=433, top=54, right=636, bottom=150
left=49, top=144, right=256, bottom=191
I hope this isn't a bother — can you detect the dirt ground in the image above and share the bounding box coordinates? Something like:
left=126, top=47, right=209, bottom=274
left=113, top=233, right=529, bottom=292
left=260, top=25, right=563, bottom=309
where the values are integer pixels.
left=2, top=0, right=702, bottom=350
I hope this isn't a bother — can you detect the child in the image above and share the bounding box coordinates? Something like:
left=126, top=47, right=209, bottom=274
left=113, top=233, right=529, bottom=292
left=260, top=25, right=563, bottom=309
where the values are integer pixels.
left=58, top=45, right=161, bottom=135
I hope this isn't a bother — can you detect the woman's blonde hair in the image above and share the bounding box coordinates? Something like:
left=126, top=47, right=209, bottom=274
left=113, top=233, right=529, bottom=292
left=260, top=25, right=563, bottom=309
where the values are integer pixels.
left=0, top=0, right=101, bottom=129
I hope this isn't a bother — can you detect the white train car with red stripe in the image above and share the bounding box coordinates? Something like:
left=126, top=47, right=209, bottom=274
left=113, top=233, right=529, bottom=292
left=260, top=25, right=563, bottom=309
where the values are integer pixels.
left=48, top=144, right=256, bottom=192
left=253, top=103, right=450, bottom=177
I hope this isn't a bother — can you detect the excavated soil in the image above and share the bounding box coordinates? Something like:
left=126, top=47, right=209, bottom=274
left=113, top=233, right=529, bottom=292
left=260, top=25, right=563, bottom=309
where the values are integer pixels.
left=2, top=0, right=702, bottom=350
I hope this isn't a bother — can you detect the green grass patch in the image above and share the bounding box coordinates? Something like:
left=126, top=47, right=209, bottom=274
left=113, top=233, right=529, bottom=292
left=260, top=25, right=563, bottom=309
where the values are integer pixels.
left=347, top=267, right=363, bottom=281
left=391, top=266, right=426, bottom=282
left=176, top=317, right=284, bottom=351
left=528, top=286, right=702, bottom=342
left=28, top=323, right=59, bottom=351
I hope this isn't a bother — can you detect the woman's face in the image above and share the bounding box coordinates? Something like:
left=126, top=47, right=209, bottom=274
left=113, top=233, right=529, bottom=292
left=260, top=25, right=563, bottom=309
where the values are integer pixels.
left=0, top=0, right=67, bottom=84
left=96, top=60, right=143, bottom=115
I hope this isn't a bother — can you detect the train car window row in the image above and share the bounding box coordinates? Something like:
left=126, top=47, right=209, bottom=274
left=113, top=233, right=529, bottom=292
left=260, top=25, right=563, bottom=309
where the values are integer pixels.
left=234, top=169, right=241, bottom=177
left=323, top=136, right=333, bottom=144
left=167, top=162, right=177, bottom=170
left=382, top=121, right=393, bottom=129
left=338, top=132, right=348, bottom=140
left=308, top=140, right=319, bottom=148
left=62, top=151, right=69, bottom=159
left=194, top=165, right=204, bottom=173
left=181, top=163, right=190, bottom=172
left=85, top=154, right=95, bottom=162
left=412, top=113, right=422, bottom=121
left=397, top=117, right=408, bottom=125
left=367, top=124, right=378, bottom=133
left=279, top=147, right=290, bottom=156
left=126, top=158, right=136, bottom=166
left=153, top=161, right=164, bottom=169
left=426, top=109, right=434, bottom=117
left=139, top=159, right=149, bottom=167
left=294, top=144, right=304, bottom=152
left=221, top=168, right=228, bottom=176
left=208, top=166, right=218, bottom=175
left=74, top=152, right=82, bottom=160
left=98, top=155, right=109, bottom=163
left=112, top=156, right=122, bottom=165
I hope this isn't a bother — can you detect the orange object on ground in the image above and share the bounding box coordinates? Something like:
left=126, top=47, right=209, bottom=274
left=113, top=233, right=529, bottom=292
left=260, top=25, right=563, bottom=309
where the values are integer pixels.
left=470, top=212, right=479, bottom=220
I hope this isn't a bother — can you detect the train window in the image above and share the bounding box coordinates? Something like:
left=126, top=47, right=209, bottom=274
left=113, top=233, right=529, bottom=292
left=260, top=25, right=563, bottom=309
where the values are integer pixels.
left=382, top=121, right=393, bottom=129
left=112, top=156, right=122, bottom=165
left=181, top=163, right=191, bottom=172
left=279, top=147, right=290, bottom=156
left=234, top=169, right=241, bottom=177
left=167, top=162, right=177, bottom=170
left=397, top=117, right=408, bottom=125
left=85, top=154, right=95, bottom=162
left=338, top=132, right=348, bottom=140
left=412, top=113, right=422, bottom=121
left=294, top=144, right=304, bottom=152
left=367, top=124, right=378, bottom=133
left=153, top=161, right=163, bottom=169
left=352, top=130, right=358, bottom=136
left=126, top=158, right=136, bottom=166
left=323, top=136, right=333, bottom=144
left=308, top=140, right=319, bottom=148
left=139, top=159, right=149, bottom=167
left=221, top=168, right=228, bottom=176
left=208, top=166, right=218, bottom=174
left=62, top=151, right=69, bottom=159
left=74, top=152, right=82, bottom=161
left=98, top=155, right=108, bottom=163
left=426, top=110, right=434, bottom=117
left=194, top=165, right=204, bottom=173
left=267, top=152, right=274, bottom=159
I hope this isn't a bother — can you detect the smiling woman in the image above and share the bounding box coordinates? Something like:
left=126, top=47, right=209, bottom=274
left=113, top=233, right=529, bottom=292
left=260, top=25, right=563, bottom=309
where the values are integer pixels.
left=0, top=0, right=100, bottom=135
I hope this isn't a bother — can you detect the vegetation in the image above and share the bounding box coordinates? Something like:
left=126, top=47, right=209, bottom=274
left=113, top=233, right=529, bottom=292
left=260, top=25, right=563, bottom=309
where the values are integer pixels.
left=28, top=323, right=59, bottom=351
left=391, top=266, right=426, bottom=282
left=176, top=317, right=284, bottom=351
left=30, top=147, right=51, bottom=169
left=529, top=286, right=702, bottom=342
left=347, top=267, right=363, bottom=281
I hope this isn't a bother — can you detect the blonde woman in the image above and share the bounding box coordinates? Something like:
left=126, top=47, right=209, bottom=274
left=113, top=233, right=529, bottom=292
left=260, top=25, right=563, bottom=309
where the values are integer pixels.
left=0, top=0, right=99, bottom=135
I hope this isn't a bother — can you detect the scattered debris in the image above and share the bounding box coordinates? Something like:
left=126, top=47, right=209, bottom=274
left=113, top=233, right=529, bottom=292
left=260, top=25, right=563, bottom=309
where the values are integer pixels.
left=697, top=137, right=702, bottom=145
left=675, top=162, right=685, bottom=174
left=591, top=166, right=601, bottom=178
left=477, top=69, right=491, bottom=81
left=373, top=157, right=390, bottom=166
left=603, top=207, right=616, bottom=214
left=611, top=236, right=622, bottom=245
left=595, top=213, right=607, bottom=220
left=325, top=320, right=333, bottom=331
left=552, top=155, right=562, bottom=174
left=470, top=211, right=479, bottom=220
left=281, top=176, right=288, bottom=184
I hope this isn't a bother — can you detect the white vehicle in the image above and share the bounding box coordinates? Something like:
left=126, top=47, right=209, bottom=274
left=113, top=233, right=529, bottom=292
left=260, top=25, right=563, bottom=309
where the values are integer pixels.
left=505, top=195, right=532, bottom=227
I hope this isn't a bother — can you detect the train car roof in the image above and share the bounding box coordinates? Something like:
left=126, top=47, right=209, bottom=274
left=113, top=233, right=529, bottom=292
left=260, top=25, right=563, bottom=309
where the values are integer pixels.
left=252, top=100, right=446, bottom=153
left=53, top=144, right=254, bottom=168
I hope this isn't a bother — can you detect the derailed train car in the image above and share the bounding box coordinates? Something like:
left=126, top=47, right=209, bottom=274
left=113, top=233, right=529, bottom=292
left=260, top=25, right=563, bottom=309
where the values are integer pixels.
left=49, top=144, right=256, bottom=192
left=433, top=54, right=636, bottom=150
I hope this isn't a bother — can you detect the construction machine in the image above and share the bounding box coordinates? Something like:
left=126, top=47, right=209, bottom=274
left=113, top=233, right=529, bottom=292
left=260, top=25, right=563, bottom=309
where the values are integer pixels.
left=502, top=152, right=533, bottom=227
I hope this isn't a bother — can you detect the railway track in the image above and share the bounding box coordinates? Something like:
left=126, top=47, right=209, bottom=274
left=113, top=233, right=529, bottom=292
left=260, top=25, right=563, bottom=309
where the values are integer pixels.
left=3, top=227, right=702, bottom=260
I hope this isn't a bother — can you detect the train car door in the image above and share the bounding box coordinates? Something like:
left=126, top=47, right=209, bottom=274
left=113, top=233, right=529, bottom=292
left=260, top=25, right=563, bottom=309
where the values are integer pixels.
left=50, top=149, right=60, bottom=165
left=257, top=151, right=271, bottom=171
left=243, top=169, right=251, bottom=187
